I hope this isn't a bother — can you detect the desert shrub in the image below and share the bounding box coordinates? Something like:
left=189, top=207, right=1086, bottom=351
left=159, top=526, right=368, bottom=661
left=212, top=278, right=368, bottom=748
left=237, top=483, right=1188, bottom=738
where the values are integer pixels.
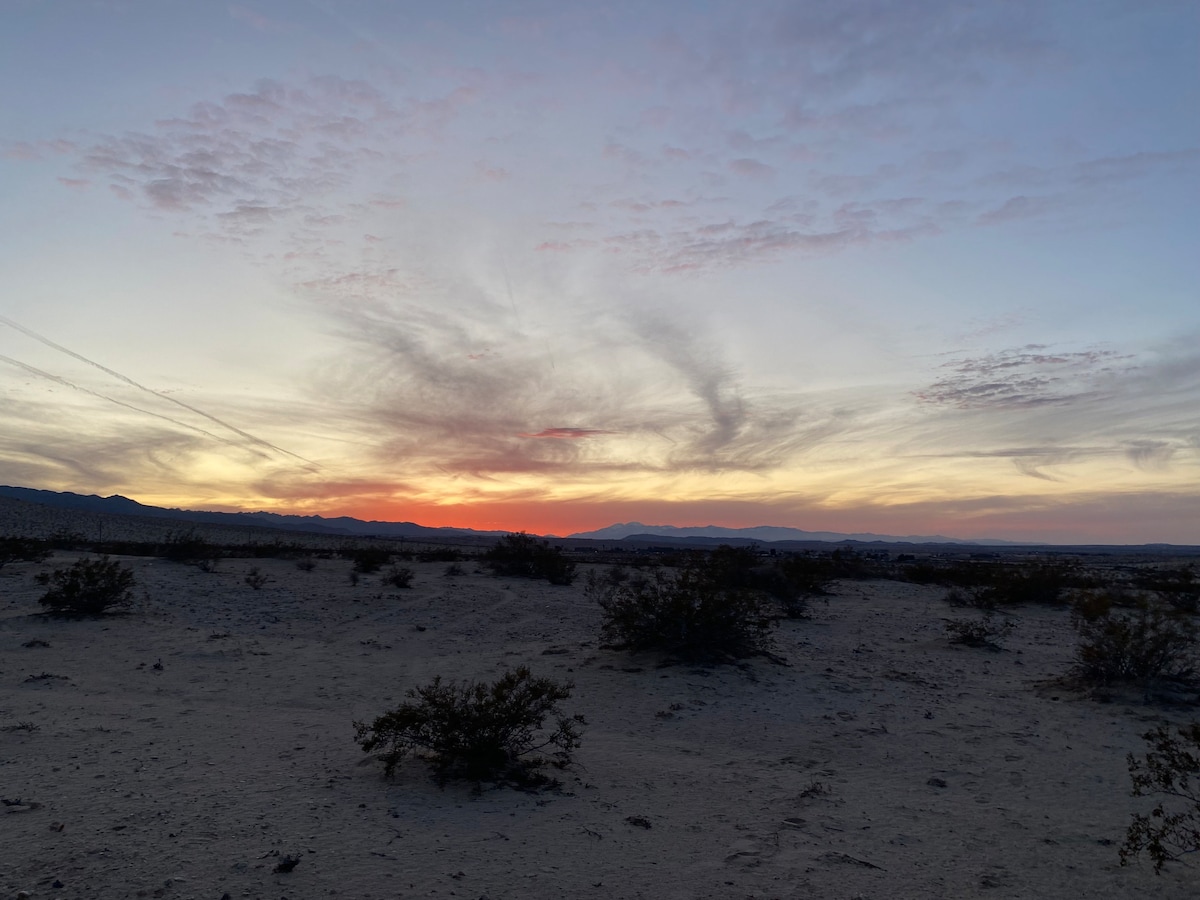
left=977, top=560, right=1083, bottom=607
left=484, top=533, right=577, bottom=585
left=353, top=666, right=584, bottom=785
left=1132, top=565, right=1200, bottom=614
left=944, top=612, right=1013, bottom=649
left=295, top=557, right=317, bottom=572
left=418, top=548, right=465, bottom=563
left=384, top=565, right=414, bottom=589
left=588, top=560, right=776, bottom=663
left=346, top=545, right=392, bottom=574
left=37, top=556, right=135, bottom=616
left=0, top=537, right=51, bottom=569
left=1071, top=593, right=1196, bottom=686
left=161, top=529, right=221, bottom=571
left=762, top=553, right=832, bottom=618
left=1121, top=722, right=1200, bottom=872
left=244, top=567, right=269, bottom=590
left=444, top=563, right=465, bottom=577
left=825, top=547, right=886, bottom=580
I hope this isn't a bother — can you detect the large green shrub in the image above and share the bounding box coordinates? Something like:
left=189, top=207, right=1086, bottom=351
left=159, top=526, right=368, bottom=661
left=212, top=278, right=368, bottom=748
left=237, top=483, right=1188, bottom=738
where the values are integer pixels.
left=37, top=556, right=135, bottom=616
left=354, top=666, right=584, bottom=785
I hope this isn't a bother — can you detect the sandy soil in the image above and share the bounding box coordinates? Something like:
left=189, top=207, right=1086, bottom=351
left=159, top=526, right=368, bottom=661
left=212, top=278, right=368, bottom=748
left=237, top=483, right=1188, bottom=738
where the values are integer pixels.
left=2, top=543, right=1198, bottom=899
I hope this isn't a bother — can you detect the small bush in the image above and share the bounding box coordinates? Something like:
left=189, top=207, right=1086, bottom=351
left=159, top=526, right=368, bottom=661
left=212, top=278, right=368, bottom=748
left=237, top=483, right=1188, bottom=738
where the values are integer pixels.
left=588, top=559, right=776, bottom=663
left=1121, top=722, right=1200, bottom=872
left=244, top=567, right=269, bottom=590
left=353, top=666, right=584, bottom=785
left=0, top=537, right=51, bottom=569
left=348, top=546, right=392, bottom=574
left=944, top=612, right=1013, bottom=649
left=1070, top=593, right=1196, bottom=686
left=418, top=548, right=464, bottom=563
left=484, top=533, right=577, bottom=585
left=161, top=529, right=221, bottom=571
left=384, top=565, right=414, bottom=589
left=444, top=563, right=465, bottom=577
left=295, top=557, right=317, bottom=572
left=37, top=556, right=135, bottom=616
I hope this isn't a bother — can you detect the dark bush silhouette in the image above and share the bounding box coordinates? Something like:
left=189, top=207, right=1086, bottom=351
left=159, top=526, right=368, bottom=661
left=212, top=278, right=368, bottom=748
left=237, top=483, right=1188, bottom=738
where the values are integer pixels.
left=588, top=555, right=776, bottom=663
left=244, top=567, right=269, bottom=590
left=1133, top=565, right=1200, bottom=614
left=160, top=529, right=221, bottom=571
left=354, top=666, right=584, bottom=785
left=347, top=546, right=392, bottom=574
left=383, top=565, right=414, bottom=589
left=37, top=556, right=135, bottom=616
left=1070, top=591, right=1196, bottom=687
left=0, top=537, right=51, bottom=569
left=938, top=559, right=1093, bottom=610
left=484, top=533, right=577, bottom=585
left=1121, top=722, right=1200, bottom=872
left=418, top=548, right=465, bottom=563
left=944, top=612, right=1013, bottom=649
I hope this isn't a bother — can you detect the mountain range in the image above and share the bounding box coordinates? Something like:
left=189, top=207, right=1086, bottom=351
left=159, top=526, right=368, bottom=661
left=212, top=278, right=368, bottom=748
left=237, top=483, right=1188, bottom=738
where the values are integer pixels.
left=0, top=484, right=1011, bottom=545
left=563, top=522, right=1013, bottom=545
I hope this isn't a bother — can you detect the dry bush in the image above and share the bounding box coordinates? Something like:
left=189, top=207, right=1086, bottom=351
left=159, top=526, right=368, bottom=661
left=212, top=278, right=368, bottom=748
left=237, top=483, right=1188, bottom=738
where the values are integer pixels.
left=1121, top=722, right=1200, bottom=872
left=944, top=612, right=1013, bottom=649
left=588, top=559, right=776, bottom=663
left=484, top=533, right=577, bottom=585
left=354, top=666, right=583, bottom=785
left=37, top=556, right=135, bottom=616
left=1070, top=591, right=1196, bottom=687
left=0, top=537, right=51, bottom=569
left=383, top=565, right=414, bottom=589
left=347, top=546, right=392, bottom=574
left=160, top=529, right=221, bottom=571
left=244, top=567, right=269, bottom=590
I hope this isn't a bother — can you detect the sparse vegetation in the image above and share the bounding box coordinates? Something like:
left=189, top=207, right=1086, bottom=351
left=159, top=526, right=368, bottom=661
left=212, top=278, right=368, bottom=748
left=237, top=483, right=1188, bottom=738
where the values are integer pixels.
left=161, top=529, right=221, bottom=571
left=383, top=565, right=414, bottom=589
left=37, top=556, right=136, bottom=616
left=244, top=567, right=269, bottom=590
left=484, top=533, right=577, bottom=585
left=418, top=547, right=465, bottom=563
left=588, top=551, right=777, bottom=663
left=1133, top=565, right=1200, bottom=615
left=1070, top=591, right=1196, bottom=687
left=354, top=666, right=584, bottom=785
left=295, top=557, right=317, bottom=572
left=944, top=612, right=1014, bottom=649
left=1121, top=721, right=1200, bottom=872
left=348, top=546, right=392, bottom=574
left=0, top=537, right=51, bottom=569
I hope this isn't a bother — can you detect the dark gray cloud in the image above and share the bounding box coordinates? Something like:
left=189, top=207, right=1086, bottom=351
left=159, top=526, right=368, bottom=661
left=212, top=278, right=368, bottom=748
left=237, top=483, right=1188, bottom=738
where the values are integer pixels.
left=917, top=346, right=1133, bottom=409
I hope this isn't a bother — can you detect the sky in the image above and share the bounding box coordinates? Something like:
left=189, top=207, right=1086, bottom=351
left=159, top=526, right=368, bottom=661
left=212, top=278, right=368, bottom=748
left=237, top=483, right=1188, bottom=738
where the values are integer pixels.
left=1, top=0, right=1198, bottom=544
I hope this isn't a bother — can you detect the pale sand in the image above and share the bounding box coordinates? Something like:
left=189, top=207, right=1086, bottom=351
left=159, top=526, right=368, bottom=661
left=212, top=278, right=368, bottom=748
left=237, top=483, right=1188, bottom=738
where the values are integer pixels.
left=2, top=530, right=1198, bottom=897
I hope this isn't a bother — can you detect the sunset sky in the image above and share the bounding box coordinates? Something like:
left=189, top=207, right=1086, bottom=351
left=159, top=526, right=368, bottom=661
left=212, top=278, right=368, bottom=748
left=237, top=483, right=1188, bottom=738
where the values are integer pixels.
left=2, top=1, right=1198, bottom=543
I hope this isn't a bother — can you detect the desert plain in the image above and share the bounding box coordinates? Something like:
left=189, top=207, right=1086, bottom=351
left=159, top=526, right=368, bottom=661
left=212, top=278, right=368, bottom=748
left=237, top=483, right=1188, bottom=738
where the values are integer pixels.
left=2, top=497, right=1198, bottom=900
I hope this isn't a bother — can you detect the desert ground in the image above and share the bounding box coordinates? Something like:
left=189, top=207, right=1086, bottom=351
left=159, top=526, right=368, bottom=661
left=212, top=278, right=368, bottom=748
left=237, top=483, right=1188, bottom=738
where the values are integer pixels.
left=2, top=502, right=1198, bottom=899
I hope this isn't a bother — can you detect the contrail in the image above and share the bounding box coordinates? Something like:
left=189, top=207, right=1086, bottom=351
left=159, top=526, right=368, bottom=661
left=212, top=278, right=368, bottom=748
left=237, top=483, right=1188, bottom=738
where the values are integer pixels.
left=0, top=314, right=319, bottom=468
left=0, top=354, right=273, bottom=460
